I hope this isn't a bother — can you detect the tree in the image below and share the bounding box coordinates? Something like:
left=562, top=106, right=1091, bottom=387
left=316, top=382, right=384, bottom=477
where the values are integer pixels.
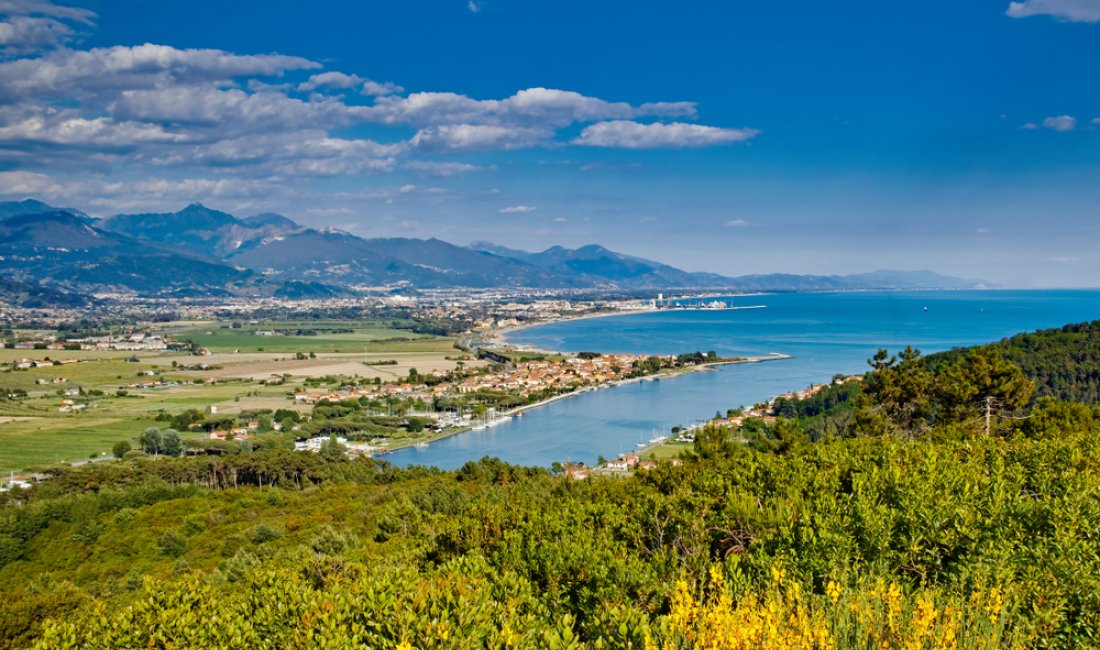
left=111, top=440, right=132, bottom=459
left=161, top=429, right=182, bottom=456
left=140, top=427, right=162, bottom=455
left=937, top=348, right=1035, bottom=434
left=693, top=422, right=740, bottom=459
left=319, top=435, right=347, bottom=462
left=861, top=346, right=933, bottom=435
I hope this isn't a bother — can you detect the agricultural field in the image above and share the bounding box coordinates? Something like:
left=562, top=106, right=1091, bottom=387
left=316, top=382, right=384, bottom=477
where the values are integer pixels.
left=159, top=320, right=440, bottom=354
left=0, top=321, right=474, bottom=473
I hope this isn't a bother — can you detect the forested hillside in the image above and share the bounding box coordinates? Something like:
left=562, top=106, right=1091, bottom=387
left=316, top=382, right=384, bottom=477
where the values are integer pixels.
left=3, top=324, right=1100, bottom=648
left=930, top=319, right=1100, bottom=404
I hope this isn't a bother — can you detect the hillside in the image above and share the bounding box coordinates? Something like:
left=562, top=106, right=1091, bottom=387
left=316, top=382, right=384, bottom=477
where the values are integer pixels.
left=2, top=325, right=1100, bottom=647
left=0, top=210, right=254, bottom=296
left=928, top=319, right=1100, bottom=404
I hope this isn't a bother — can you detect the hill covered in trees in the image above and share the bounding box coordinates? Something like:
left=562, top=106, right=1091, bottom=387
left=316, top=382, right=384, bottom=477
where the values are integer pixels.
left=930, top=319, right=1100, bottom=405
left=2, top=321, right=1100, bottom=647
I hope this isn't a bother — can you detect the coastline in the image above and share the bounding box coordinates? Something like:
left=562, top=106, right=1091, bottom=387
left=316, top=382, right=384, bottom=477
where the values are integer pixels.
left=491, top=293, right=772, bottom=352
left=490, top=307, right=652, bottom=352
left=380, top=352, right=791, bottom=455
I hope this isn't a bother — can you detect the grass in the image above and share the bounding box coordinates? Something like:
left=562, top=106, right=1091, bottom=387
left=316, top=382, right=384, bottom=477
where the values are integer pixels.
left=0, top=378, right=297, bottom=473
left=163, top=321, right=439, bottom=354
left=644, top=440, right=692, bottom=461
left=0, top=359, right=166, bottom=393
left=0, top=416, right=161, bottom=472
left=0, top=322, right=466, bottom=473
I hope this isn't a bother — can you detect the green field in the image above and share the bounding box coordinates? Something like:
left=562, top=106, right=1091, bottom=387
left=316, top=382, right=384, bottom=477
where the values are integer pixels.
left=643, top=440, right=692, bottom=460
left=1, top=321, right=463, bottom=473
left=163, top=320, right=439, bottom=353
left=0, top=416, right=161, bottom=470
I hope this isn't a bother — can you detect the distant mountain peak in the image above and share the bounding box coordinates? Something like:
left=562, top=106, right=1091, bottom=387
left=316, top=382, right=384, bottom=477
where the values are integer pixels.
left=0, top=199, right=91, bottom=222
left=3, top=200, right=990, bottom=295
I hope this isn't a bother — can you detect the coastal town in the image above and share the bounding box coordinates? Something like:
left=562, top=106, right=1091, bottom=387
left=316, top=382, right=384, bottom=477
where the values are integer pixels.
left=1, top=289, right=797, bottom=485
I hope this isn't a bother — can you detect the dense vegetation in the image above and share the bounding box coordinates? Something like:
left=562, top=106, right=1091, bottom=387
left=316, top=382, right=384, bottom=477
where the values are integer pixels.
left=2, top=321, right=1100, bottom=648
left=930, top=319, right=1100, bottom=404
left=760, top=319, right=1100, bottom=442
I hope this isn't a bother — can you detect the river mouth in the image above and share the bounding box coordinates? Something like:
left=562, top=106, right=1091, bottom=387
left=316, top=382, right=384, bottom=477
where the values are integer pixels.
left=387, top=289, right=1100, bottom=469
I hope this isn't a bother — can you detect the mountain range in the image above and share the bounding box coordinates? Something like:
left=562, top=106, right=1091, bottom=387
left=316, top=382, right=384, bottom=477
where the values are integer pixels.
left=0, top=200, right=989, bottom=306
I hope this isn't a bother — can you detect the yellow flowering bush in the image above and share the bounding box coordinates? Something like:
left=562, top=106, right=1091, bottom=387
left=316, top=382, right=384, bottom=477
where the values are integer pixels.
left=647, top=563, right=1015, bottom=650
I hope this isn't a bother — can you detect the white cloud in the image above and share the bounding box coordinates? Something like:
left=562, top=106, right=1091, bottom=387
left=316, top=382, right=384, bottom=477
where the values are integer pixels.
left=1042, top=115, right=1077, bottom=131
left=298, top=71, right=362, bottom=92
left=365, top=87, right=696, bottom=129
left=467, top=0, right=480, bottom=12
left=554, top=217, right=567, bottom=222
left=410, top=124, right=552, bottom=151
left=575, top=121, right=760, bottom=148
left=0, top=1, right=96, bottom=54
left=0, top=16, right=72, bottom=51
left=361, top=79, right=402, bottom=96
left=724, top=219, right=749, bottom=227
left=500, top=205, right=536, bottom=213
left=0, top=110, right=189, bottom=149
left=1006, top=0, right=1100, bottom=22
left=0, top=169, right=285, bottom=210
left=298, top=71, right=402, bottom=96
left=0, top=169, right=58, bottom=194
left=639, top=215, right=658, bottom=223
left=405, top=160, right=490, bottom=176
left=0, top=43, right=320, bottom=104
left=0, top=15, right=760, bottom=199
left=1048, top=256, right=1079, bottom=263
left=110, top=86, right=354, bottom=134
left=0, top=1, right=96, bottom=24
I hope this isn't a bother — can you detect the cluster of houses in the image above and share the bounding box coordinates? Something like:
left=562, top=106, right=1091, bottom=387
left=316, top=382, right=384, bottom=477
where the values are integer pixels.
left=775, top=375, right=863, bottom=402
left=118, top=379, right=182, bottom=390
left=58, top=398, right=91, bottom=413
left=292, top=354, right=647, bottom=412
left=454, top=354, right=643, bottom=396
left=563, top=453, right=681, bottom=480
left=8, top=332, right=171, bottom=352
left=293, top=370, right=454, bottom=406
left=13, top=358, right=79, bottom=370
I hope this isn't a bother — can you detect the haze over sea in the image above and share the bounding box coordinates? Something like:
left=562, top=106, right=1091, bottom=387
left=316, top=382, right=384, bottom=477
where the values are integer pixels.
left=389, top=290, right=1100, bottom=469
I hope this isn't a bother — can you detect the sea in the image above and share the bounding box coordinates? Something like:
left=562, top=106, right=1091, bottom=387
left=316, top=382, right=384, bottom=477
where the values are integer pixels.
left=386, top=289, right=1100, bottom=469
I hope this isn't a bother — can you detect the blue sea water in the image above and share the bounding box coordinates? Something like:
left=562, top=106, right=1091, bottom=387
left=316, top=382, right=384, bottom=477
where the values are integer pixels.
left=387, top=290, right=1100, bottom=469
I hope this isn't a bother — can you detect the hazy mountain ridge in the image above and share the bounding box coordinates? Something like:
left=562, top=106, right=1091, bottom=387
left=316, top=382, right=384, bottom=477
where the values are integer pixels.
left=0, top=210, right=256, bottom=297
left=0, top=200, right=990, bottom=305
left=99, top=203, right=303, bottom=259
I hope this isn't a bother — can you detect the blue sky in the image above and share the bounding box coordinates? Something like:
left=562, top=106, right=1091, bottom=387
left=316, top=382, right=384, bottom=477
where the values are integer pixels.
left=1, top=0, right=1098, bottom=285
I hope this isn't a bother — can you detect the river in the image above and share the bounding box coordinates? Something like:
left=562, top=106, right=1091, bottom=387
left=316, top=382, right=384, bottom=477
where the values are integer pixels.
left=386, top=289, right=1100, bottom=469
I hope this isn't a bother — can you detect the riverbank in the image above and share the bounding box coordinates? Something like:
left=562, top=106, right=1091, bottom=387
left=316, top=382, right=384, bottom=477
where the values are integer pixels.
left=378, top=352, right=792, bottom=456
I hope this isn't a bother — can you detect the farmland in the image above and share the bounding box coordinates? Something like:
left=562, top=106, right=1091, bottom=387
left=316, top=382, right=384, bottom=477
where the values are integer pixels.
left=0, top=320, right=471, bottom=473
